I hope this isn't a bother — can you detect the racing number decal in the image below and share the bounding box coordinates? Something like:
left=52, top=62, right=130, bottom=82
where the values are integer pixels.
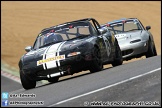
left=103, top=36, right=111, bottom=57
left=99, top=42, right=103, bottom=49
left=111, top=34, right=115, bottom=44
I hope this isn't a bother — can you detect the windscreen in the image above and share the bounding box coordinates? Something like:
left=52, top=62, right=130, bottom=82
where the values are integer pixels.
left=33, top=22, right=90, bottom=49
left=107, top=20, right=142, bottom=34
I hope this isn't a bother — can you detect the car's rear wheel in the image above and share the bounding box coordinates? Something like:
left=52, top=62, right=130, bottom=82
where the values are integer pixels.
left=111, top=40, right=123, bottom=67
left=48, top=77, right=59, bottom=83
left=89, top=47, right=103, bottom=73
left=20, top=70, right=36, bottom=90
left=145, top=39, right=157, bottom=58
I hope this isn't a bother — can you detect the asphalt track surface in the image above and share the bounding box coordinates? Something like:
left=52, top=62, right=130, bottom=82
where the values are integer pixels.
left=1, top=55, right=161, bottom=107
left=1, top=76, right=22, bottom=93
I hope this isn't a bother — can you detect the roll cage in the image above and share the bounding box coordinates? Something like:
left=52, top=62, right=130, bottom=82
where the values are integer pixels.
left=32, top=18, right=102, bottom=49
left=101, top=18, right=145, bottom=34
left=41, top=18, right=102, bottom=36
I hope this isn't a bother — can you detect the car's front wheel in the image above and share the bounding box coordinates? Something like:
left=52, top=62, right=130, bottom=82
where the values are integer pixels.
left=145, top=39, right=157, bottom=58
left=20, top=70, right=36, bottom=90
left=89, top=47, right=103, bottom=73
left=111, top=40, right=123, bottom=67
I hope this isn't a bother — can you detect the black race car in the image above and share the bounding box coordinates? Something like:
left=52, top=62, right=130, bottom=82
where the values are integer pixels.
left=19, top=18, right=123, bottom=89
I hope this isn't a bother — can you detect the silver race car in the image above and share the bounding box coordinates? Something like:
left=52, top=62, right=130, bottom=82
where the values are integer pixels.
left=101, top=18, right=157, bottom=61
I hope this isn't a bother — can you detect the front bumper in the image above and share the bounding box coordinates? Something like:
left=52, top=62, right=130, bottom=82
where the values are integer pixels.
left=22, top=53, right=93, bottom=81
left=119, top=41, right=148, bottom=59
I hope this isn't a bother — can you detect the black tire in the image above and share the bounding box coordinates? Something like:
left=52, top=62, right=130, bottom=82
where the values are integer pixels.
left=48, top=77, right=59, bottom=83
left=112, top=40, right=123, bottom=67
left=153, top=45, right=157, bottom=56
left=20, top=70, right=36, bottom=90
left=89, top=47, right=103, bottom=73
left=145, top=39, right=157, bottom=58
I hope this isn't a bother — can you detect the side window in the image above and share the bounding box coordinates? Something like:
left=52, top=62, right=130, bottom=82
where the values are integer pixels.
left=90, top=25, right=98, bottom=36
left=90, top=20, right=100, bottom=35
left=137, top=20, right=145, bottom=30
left=136, top=23, right=142, bottom=30
left=33, top=36, right=42, bottom=49
left=33, top=39, right=38, bottom=49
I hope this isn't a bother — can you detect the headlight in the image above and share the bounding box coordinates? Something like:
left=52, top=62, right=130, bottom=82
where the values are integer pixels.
left=67, top=52, right=81, bottom=57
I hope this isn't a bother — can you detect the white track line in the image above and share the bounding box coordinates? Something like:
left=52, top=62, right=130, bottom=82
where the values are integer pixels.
left=48, top=67, right=161, bottom=107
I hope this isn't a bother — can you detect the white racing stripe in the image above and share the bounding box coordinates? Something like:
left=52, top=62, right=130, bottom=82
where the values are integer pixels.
left=45, top=43, right=62, bottom=69
left=41, top=41, right=66, bottom=70
left=42, top=45, right=52, bottom=70
left=57, top=41, right=66, bottom=66
left=48, top=67, right=161, bottom=107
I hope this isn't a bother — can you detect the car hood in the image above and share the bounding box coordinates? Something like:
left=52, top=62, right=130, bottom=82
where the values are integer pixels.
left=23, top=36, right=91, bottom=65
left=114, top=30, right=142, bottom=41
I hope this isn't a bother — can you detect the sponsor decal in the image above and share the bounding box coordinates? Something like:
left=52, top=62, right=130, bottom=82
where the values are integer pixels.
left=37, top=55, right=65, bottom=66
left=115, top=34, right=126, bottom=38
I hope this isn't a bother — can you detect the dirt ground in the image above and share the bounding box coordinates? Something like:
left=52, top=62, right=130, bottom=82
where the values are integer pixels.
left=1, top=1, right=161, bottom=70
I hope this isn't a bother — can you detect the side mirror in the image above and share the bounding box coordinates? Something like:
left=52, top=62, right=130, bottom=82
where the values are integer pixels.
left=25, top=46, right=32, bottom=52
left=146, top=26, right=151, bottom=30
left=98, top=27, right=107, bottom=34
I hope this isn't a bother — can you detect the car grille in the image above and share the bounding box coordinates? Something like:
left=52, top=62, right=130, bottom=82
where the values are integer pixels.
left=36, top=68, right=60, bottom=76
left=122, top=49, right=133, bottom=56
left=130, top=39, right=141, bottom=43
